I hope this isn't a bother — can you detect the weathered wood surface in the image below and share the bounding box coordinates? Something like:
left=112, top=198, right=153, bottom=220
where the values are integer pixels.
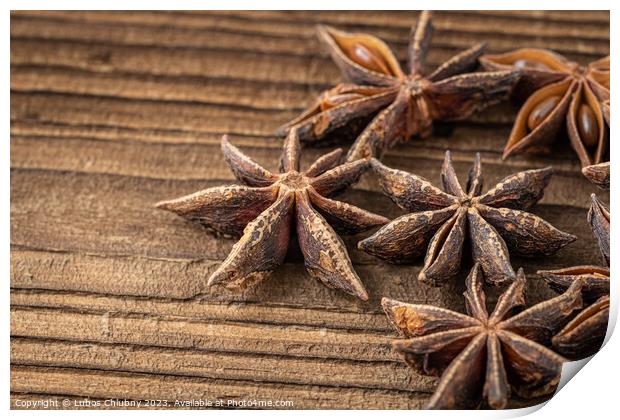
left=10, top=10, right=609, bottom=409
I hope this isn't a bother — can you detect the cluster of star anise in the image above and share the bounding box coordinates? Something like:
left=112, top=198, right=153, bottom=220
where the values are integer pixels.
left=154, top=10, right=610, bottom=410
left=538, top=168, right=610, bottom=361
left=377, top=160, right=609, bottom=410
left=372, top=153, right=605, bottom=408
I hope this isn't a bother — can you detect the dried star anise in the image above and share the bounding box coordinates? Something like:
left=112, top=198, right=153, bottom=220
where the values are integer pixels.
left=538, top=194, right=610, bottom=360
left=480, top=49, right=610, bottom=167
left=382, top=264, right=583, bottom=409
left=551, top=296, right=609, bottom=360
left=588, top=194, right=610, bottom=266
left=156, top=130, right=389, bottom=300
left=582, top=161, right=610, bottom=190
left=277, top=11, right=519, bottom=162
left=358, top=151, right=576, bottom=285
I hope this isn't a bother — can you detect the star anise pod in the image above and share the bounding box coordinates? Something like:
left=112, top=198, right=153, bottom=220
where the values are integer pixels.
left=480, top=49, right=610, bottom=167
left=551, top=296, right=609, bottom=360
left=582, top=161, right=610, bottom=190
left=358, top=151, right=576, bottom=285
left=588, top=193, right=610, bottom=266
left=538, top=194, right=610, bottom=360
left=156, top=130, right=389, bottom=300
left=382, top=264, right=583, bottom=409
left=276, top=11, right=519, bottom=162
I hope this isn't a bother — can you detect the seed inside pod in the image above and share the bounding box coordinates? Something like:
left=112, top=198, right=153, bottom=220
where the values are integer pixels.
left=344, top=42, right=393, bottom=75
left=320, top=93, right=366, bottom=111
left=514, top=59, right=550, bottom=71
left=577, top=104, right=599, bottom=147
left=527, top=95, right=561, bottom=131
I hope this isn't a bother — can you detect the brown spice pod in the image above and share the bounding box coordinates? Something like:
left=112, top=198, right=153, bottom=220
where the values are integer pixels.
left=277, top=11, right=519, bottom=161
left=322, top=25, right=404, bottom=83
left=480, top=48, right=569, bottom=99
left=481, top=48, right=609, bottom=167
left=504, top=78, right=576, bottom=159
left=157, top=132, right=389, bottom=300
left=538, top=265, right=609, bottom=303
left=383, top=266, right=584, bottom=409
left=582, top=161, right=610, bottom=190
left=552, top=296, right=609, bottom=360
left=566, top=81, right=608, bottom=166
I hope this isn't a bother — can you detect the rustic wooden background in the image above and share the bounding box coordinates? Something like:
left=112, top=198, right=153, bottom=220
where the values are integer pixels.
left=10, top=11, right=610, bottom=409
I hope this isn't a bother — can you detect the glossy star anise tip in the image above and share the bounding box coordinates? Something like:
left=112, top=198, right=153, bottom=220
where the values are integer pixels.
left=155, top=194, right=201, bottom=217
left=154, top=199, right=174, bottom=211
left=355, top=287, right=370, bottom=301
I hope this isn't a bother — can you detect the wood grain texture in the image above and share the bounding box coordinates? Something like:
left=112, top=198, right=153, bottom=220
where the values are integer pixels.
left=10, top=10, right=609, bottom=410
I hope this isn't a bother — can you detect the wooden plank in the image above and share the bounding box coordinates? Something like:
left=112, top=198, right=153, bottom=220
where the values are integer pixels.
left=11, top=338, right=432, bottom=392
left=10, top=247, right=472, bottom=316
left=11, top=306, right=401, bottom=362
left=8, top=89, right=514, bottom=146
left=10, top=90, right=606, bottom=177
left=9, top=13, right=609, bottom=97
left=11, top=168, right=596, bottom=260
left=11, top=366, right=429, bottom=409
left=10, top=11, right=609, bottom=58
left=11, top=65, right=313, bottom=111
left=10, top=133, right=608, bottom=206
left=10, top=288, right=392, bottom=331
left=9, top=38, right=342, bottom=87
left=13, top=10, right=610, bottom=30
left=8, top=89, right=610, bottom=205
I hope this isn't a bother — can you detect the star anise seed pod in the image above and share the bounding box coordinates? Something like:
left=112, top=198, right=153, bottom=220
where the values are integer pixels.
left=382, top=264, right=583, bottom=409
left=582, top=161, right=610, bottom=190
left=539, top=265, right=609, bottom=304
left=538, top=194, right=610, bottom=360
left=540, top=264, right=609, bottom=361
left=156, top=130, right=389, bottom=300
left=588, top=193, right=610, bottom=266
left=481, top=49, right=609, bottom=167
left=552, top=295, right=609, bottom=360
left=358, top=151, right=576, bottom=285
left=277, top=11, right=519, bottom=162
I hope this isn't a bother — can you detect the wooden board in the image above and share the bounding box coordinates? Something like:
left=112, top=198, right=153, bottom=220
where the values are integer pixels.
left=10, top=10, right=610, bottom=409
